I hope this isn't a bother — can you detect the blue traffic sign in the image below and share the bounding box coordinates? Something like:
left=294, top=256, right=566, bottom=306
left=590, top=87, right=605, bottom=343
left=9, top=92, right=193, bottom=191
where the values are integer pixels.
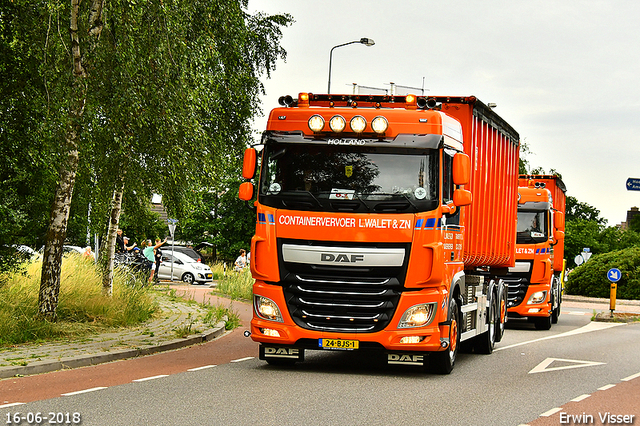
left=626, top=178, right=640, bottom=191
left=607, top=268, right=622, bottom=283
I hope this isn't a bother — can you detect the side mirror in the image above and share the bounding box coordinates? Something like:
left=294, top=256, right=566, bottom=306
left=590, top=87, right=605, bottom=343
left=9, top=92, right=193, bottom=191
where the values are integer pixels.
left=453, top=189, right=472, bottom=207
left=453, top=152, right=470, bottom=186
left=239, top=182, right=254, bottom=201
left=242, top=148, right=257, bottom=179
left=554, top=210, right=565, bottom=230
left=554, top=230, right=565, bottom=242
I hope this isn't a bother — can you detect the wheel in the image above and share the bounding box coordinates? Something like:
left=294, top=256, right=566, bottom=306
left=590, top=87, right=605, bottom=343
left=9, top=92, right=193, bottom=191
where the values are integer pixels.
left=474, top=291, right=498, bottom=354
left=429, top=297, right=460, bottom=374
left=496, top=281, right=507, bottom=342
left=182, top=272, right=195, bottom=284
left=551, top=280, right=561, bottom=324
left=534, top=315, right=552, bottom=330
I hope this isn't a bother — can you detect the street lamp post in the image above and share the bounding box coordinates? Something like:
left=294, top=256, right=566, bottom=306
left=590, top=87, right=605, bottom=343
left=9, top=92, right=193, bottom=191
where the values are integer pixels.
left=327, top=37, right=375, bottom=94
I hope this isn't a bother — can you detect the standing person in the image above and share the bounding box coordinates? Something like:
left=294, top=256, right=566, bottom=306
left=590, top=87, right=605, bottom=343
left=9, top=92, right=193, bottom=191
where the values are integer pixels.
left=234, top=249, right=247, bottom=272
left=116, top=229, right=125, bottom=253
left=143, top=237, right=167, bottom=283
left=124, top=236, right=137, bottom=252
left=154, top=237, right=167, bottom=283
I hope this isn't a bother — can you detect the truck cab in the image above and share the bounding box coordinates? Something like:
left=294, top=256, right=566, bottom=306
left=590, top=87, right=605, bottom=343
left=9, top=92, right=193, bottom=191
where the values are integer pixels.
left=504, top=176, right=566, bottom=330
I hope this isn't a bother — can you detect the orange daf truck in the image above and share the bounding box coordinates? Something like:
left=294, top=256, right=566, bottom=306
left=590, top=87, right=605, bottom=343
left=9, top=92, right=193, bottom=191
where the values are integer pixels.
left=239, top=92, right=520, bottom=373
left=502, top=175, right=566, bottom=330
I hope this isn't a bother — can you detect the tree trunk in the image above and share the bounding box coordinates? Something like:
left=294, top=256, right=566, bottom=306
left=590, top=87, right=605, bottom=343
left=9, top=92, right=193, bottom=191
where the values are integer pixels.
left=38, top=0, right=103, bottom=321
left=38, top=131, right=80, bottom=321
left=102, top=174, right=126, bottom=296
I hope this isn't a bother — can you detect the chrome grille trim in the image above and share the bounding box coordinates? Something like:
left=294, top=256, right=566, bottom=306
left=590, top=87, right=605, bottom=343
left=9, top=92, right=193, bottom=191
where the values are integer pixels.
left=295, top=275, right=390, bottom=286
left=298, top=298, right=385, bottom=309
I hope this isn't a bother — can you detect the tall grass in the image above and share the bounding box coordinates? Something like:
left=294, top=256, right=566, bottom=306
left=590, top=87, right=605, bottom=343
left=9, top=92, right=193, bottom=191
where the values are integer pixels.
left=0, top=254, right=159, bottom=347
left=215, top=267, right=254, bottom=301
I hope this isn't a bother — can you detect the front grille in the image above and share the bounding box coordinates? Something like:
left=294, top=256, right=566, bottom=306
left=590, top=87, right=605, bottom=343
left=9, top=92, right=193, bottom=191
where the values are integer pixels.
left=278, top=239, right=408, bottom=333
left=505, top=277, right=529, bottom=307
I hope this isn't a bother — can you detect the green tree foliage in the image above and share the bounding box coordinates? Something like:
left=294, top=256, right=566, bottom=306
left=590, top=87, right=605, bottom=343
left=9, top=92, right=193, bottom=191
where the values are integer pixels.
left=566, top=246, right=640, bottom=300
left=1, top=0, right=292, bottom=315
left=566, top=195, right=607, bottom=225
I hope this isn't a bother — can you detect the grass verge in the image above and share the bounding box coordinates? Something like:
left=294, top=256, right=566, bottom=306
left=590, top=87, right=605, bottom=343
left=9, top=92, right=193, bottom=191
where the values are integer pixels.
left=213, top=267, right=253, bottom=301
left=0, top=255, right=158, bottom=347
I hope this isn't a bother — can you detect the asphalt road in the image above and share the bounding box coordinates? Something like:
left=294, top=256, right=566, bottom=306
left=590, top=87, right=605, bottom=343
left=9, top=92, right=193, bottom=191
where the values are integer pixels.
left=1, top=301, right=639, bottom=426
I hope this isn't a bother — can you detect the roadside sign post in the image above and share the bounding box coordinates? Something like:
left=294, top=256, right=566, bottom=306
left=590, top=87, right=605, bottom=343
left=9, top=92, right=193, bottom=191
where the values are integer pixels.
left=626, top=178, right=640, bottom=191
left=168, top=219, right=178, bottom=283
left=607, top=268, right=621, bottom=315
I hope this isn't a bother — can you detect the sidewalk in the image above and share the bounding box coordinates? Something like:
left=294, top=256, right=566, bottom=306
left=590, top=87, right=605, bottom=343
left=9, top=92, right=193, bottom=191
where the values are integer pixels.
left=562, top=294, right=640, bottom=315
left=0, top=285, right=230, bottom=379
left=0, top=290, right=637, bottom=380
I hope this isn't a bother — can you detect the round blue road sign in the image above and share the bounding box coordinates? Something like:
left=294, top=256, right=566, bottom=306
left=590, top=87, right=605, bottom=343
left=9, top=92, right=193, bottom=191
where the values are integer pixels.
left=607, top=268, right=622, bottom=282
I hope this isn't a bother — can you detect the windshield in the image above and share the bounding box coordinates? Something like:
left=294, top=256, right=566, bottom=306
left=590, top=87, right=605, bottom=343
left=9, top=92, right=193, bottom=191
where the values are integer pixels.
left=259, top=143, right=439, bottom=213
left=516, top=210, right=548, bottom=244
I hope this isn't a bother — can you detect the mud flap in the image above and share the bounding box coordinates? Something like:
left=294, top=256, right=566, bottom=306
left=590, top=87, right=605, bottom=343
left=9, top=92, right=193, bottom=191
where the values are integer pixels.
left=387, top=352, right=426, bottom=366
left=259, top=345, right=305, bottom=362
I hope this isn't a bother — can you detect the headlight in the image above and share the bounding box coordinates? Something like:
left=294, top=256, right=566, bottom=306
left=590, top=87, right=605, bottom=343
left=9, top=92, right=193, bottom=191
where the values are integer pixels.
left=398, top=303, right=436, bottom=328
left=255, top=296, right=283, bottom=322
left=308, top=114, right=325, bottom=132
left=329, top=115, right=346, bottom=133
left=350, top=115, right=367, bottom=133
left=371, top=116, right=388, bottom=134
left=527, top=291, right=547, bottom=305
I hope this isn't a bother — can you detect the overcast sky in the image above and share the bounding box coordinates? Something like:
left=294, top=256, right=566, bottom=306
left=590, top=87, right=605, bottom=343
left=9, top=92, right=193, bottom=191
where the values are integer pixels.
left=248, top=0, right=640, bottom=226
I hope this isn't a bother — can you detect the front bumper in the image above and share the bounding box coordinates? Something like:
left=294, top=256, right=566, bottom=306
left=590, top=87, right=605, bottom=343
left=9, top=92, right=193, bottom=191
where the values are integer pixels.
left=251, top=281, right=451, bottom=353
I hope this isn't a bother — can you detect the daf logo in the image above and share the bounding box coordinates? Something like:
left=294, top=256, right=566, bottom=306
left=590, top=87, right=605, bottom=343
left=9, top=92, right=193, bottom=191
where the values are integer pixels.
left=320, top=253, right=365, bottom=263
left=265, top=347, right=299, bottom=356
left=388, top=354, right=425, bottom=364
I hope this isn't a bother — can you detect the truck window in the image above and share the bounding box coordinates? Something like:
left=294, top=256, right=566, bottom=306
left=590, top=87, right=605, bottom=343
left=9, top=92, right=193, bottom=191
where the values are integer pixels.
left=259, top=143, right=439, bottom=213
left=516, top=210, right=548, bottom=244
left=442, top=149, right=460, bottom=225
left=442, top=150, right=455, bottom=203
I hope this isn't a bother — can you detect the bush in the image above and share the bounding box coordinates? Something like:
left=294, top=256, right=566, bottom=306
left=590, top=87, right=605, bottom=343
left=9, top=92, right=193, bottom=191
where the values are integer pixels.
left=565, top=246, right=640, bottom=300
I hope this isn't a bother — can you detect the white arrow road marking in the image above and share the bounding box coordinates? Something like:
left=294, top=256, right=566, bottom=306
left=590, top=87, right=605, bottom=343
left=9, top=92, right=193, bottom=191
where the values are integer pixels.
left=496, top=321, right=625, bottom=352
left=529, top=357, right=605, bottom=374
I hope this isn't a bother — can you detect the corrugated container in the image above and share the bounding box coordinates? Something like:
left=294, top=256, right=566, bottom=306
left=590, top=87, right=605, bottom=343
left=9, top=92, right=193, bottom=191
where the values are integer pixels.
left=442, top=98, right=520, bottom=269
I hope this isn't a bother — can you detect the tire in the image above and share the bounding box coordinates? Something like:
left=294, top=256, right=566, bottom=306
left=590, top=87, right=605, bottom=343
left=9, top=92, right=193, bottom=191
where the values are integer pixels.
left=474, top=291, right=498, bottom=354
left=551, top=280, right=561, bottom=324
left=429, top=297, right=460, bottom=374
left=496, top=281, right=507, bottom=342
left=534, top=315, right=552, bottom=330
left=182, top=272, right=195, bottom=284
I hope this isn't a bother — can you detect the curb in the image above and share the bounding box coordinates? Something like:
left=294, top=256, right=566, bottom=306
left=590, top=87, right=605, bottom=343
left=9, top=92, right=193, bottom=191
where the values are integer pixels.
left=563, top=294, right=640, bottom=306
left=0, top=321, right=227, bottom=379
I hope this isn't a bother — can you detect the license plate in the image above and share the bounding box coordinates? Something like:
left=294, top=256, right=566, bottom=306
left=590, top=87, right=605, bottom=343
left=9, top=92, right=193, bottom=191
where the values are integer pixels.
left=319, top=339, right=359, bottom=350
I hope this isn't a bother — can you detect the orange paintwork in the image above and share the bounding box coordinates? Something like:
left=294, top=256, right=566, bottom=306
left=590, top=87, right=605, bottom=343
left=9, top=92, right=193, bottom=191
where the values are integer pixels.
left=247, top=92, right=519, bottom=353
left=509, top=175, right=566, bottom=318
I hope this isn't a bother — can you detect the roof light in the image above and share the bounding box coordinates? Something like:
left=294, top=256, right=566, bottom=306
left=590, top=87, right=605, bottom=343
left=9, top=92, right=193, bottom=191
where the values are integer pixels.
left=329, top=115, right=346, bottom=133
left=350, top=115, right=367, bottom=133
left=371, top=116, right=388, bottom=134
left=298, top=92, right=309, bottom=107
left=308, top=114, right=325, bottom=132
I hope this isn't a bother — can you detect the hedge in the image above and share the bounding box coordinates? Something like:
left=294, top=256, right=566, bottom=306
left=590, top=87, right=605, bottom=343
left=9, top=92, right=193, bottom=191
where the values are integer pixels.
left=565, top=246, right=640, bottom=300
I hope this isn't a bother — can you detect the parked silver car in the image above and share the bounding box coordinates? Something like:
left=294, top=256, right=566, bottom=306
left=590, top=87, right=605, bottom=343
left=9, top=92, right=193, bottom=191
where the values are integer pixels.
left=157, top=251, right=213, bottom=284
